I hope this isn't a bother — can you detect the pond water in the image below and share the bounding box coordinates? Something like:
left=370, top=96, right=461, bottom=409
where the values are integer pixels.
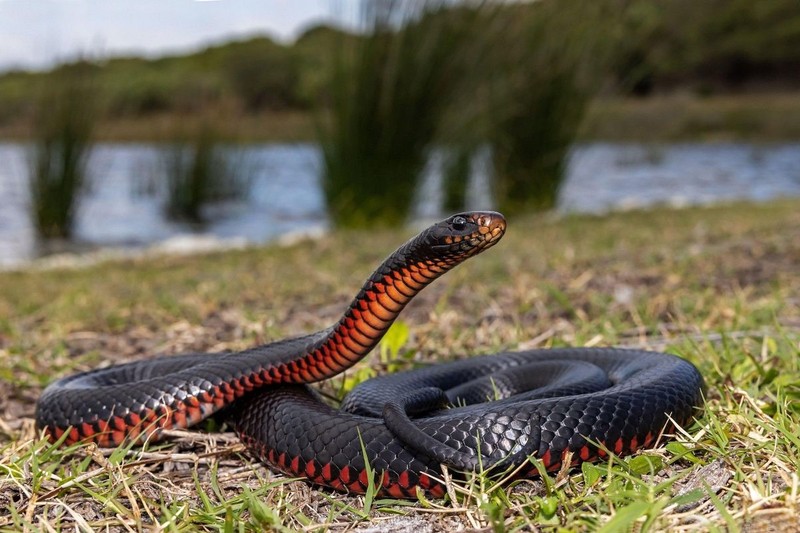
left=1, top=142, right=799, bottom=268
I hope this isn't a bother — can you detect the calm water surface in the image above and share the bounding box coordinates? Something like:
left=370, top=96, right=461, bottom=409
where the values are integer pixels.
left=1, top=142, right=798, bottom=268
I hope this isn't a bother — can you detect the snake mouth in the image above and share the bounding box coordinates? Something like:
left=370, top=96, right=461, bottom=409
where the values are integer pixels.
left=475, top=211, right=506, bottom=248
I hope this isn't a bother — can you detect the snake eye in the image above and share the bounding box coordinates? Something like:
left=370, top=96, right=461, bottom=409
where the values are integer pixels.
left=451, top=216, right=467, bottom=231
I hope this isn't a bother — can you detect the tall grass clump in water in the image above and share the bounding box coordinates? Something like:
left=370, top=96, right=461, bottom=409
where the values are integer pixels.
left=318, top=1, right=479, bottom=228
left=28, top=62, right=97, bottom=239
left=486, top=1, right=612, bottom=215
left=153, top=122, right=254, bottom=223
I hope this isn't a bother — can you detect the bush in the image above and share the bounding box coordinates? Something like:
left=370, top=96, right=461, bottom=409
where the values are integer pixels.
left=222, top=38, right=300, bottom=111
left=106, top=71, right=174, bottom=116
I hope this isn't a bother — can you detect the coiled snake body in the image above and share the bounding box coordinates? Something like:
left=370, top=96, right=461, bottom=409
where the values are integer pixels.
left=36, top=212, right=703, bottom=498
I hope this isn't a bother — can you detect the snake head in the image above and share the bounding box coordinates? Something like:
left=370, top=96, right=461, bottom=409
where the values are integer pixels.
left=378, top=211, right=506, bottom=281
left=426, top=211, right=506, bottom=259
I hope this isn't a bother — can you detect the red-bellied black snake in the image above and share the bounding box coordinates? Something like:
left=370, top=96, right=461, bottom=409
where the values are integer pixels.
left=36, top=211, right=703, bottom=498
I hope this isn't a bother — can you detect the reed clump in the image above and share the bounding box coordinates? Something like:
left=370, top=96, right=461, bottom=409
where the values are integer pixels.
left=319, top=1, right=479, bottom=228
left=28, top=62, right=98, bottom=239
left=153, top=122, right=254, bottom=223
left=318, top=1, right=612, bottom=225
left=486, top=1, right=611, bottom=215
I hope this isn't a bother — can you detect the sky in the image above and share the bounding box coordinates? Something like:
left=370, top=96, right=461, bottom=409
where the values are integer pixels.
left=0, top=0, right=356, bottom=71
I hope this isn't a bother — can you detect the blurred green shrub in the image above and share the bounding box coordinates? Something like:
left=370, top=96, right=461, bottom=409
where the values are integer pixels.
left=105, top=66, right=175, bottom=116
left=611, top=0, right=800, bottom=94
left=221, top=38, right=300, bottom=111
left=293, top=25, right=357, bottom=107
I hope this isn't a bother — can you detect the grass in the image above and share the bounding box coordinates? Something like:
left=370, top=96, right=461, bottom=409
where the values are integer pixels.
left=0, top=199, right=799, bottom=531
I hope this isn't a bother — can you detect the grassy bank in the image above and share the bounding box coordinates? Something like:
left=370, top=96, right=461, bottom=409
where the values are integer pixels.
left=1, top=93, right=799, bottom=144
left=1, top=199, right=799, bottom=531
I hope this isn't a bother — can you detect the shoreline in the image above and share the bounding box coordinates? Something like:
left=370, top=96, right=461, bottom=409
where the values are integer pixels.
left=3, top=198, right=797, bottom=273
